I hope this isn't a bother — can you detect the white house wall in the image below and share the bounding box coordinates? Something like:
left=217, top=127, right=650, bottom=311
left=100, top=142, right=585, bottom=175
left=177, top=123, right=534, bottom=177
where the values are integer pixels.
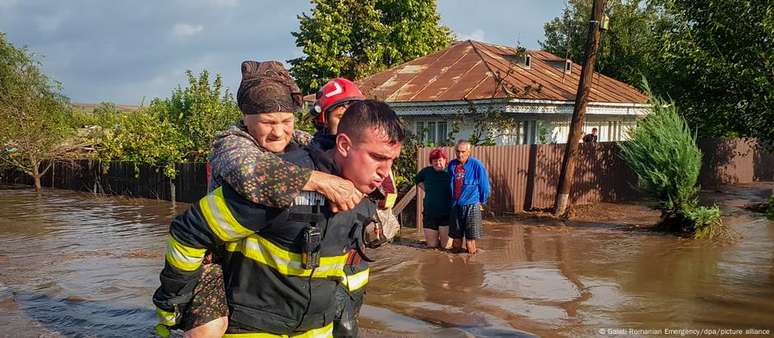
left=392, top=100, right=648, bottom=145
left=550, top=118, right=638, bottom=143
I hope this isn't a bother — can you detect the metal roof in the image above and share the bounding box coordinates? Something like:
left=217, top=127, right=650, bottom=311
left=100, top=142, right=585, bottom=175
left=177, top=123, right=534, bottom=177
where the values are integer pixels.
left=354, top=40, right=647, bottom=104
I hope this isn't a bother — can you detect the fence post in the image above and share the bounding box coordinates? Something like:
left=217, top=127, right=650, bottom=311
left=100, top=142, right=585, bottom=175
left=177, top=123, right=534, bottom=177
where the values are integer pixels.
left=95, top=160, right=103, bottom=194
left=170, top=176, right=176, bottom=206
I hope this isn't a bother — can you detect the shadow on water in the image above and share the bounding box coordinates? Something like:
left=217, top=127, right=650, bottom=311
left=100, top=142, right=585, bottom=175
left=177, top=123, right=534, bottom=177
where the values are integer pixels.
left=9, top=291, right=155, bottom=338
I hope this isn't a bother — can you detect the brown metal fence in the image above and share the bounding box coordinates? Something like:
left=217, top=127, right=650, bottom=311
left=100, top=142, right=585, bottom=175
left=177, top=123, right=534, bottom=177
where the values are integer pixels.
left=1, top=139, right=771, bottom=214
left=0, top=160, right=208, bottom=203
left=415, top=139, right=773, bottom=226
left=699, top=138, right=774, bottom=185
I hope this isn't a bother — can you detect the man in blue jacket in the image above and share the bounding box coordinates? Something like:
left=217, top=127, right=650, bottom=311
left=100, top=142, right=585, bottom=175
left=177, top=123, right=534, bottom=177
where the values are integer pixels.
left=448, top=139, right=490, bottom=254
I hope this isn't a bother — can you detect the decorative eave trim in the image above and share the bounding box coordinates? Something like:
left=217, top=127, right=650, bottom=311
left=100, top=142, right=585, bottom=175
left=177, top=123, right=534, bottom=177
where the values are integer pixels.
left=389, top=98, right=650, bottom=116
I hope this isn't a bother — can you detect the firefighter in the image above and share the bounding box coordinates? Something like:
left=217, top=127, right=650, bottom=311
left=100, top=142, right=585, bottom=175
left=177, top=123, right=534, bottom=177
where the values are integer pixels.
left=310, top=78, right=400, bottom=337
left=175, top=63, right=398, bottom=338
left=311, top=77, right=399, bottom=217
left=153, top=100, right=405, bottom=337
left=180, top=62, right=365, bottom=338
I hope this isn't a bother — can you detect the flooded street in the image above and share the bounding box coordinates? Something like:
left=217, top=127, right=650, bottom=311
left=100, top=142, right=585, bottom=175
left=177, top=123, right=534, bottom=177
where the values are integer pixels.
left=0, top=184, right=772, bottom=337
left=0, top=186, right=186, bottom=337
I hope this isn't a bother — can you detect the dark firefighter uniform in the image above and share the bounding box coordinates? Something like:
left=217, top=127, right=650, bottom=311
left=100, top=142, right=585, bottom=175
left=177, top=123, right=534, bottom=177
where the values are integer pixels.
left=153, top=144, right=376, bottom=337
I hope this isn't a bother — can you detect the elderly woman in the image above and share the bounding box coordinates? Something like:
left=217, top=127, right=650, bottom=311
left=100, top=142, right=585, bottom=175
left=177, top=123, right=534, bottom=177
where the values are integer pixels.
left=414, top=148, right=452, bottom=249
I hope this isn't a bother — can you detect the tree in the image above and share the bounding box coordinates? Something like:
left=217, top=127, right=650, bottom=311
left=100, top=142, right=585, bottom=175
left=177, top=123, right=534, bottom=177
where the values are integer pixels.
left=0, top=33, right=79, bottom=191
left=289, top=0, right=453, bottom=93
left=541, top=0, right=671, bottom=88
left=376, top=0, right=455, bottom=68
left=145, top=70, right=240, bottom=161
left=94, top=70, right=238, bottom=177
left=98, top=108, right=188, bottom=178
left=655, top=0, right=774, bottom=145
left=542, top=0, right=774, bottom=145
left=69, top=102, right=123, bottom=130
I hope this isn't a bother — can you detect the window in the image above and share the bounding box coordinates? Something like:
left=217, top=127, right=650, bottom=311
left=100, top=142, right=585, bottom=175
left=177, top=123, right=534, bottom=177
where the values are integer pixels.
left=499, top=120, right=546, bottom=145
left=415, top=120, right=448, bottom=145
left=502, top=53, right=531, bottom=69
left=437, top=121, right=448, bottom=144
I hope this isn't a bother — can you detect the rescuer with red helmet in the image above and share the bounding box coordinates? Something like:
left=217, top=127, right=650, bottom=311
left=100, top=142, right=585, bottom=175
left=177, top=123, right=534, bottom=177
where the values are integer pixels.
left=310, top=78, right=366, bottom=135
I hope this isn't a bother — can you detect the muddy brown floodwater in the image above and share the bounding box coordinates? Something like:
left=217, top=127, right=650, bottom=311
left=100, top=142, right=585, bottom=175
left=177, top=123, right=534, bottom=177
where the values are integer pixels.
left=0, top=183, right=772, bottom=337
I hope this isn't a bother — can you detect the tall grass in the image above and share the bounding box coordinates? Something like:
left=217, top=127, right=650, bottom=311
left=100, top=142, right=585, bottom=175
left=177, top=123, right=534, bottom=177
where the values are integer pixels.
left=619, top=80, right=725, bottom=239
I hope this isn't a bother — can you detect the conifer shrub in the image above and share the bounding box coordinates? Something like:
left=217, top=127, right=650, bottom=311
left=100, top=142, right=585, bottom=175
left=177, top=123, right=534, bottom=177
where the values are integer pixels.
left=619, top=81, right=726, bottom=239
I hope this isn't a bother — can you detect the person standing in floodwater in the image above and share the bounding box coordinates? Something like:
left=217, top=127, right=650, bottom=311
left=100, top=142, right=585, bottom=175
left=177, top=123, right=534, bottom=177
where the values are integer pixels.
left=415, top=148, right=452, bottom=249
left=448, top=140, right=490, bottom=254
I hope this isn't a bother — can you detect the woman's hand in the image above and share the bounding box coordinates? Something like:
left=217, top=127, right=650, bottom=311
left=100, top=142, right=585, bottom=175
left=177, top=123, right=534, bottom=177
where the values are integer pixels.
left=305, top=171, right=364, bottom=212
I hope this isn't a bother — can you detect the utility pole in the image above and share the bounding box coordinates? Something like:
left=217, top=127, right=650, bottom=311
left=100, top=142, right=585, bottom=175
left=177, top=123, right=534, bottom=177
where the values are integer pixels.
left=554, top=0, right=607, bottom=216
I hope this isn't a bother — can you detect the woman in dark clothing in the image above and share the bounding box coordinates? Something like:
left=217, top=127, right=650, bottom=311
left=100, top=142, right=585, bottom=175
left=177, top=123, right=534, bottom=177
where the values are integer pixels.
left=415, top=148, right=452, bottom=249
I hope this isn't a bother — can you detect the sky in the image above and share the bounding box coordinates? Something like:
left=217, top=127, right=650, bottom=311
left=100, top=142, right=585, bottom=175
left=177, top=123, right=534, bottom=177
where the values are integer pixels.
left=0, top=0, right=566, bottom=105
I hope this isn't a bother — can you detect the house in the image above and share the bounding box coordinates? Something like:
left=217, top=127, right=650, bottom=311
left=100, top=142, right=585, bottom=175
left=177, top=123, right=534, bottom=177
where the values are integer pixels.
left=354, top=40, right=649, bottom=145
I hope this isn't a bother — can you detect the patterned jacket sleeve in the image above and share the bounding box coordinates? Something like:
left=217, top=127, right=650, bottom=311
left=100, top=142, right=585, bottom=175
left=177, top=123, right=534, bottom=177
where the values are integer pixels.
left=209, top=127, right=313, bottom=208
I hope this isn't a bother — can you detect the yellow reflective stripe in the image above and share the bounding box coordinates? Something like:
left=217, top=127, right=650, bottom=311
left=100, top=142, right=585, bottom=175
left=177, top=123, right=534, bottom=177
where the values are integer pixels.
left=156, top=308, right=176, bottom=326
left=155, top=324, right=171, bottom=338
left=165, top=235, right=206, bottom=271
left=342, top=268, right=369, bottom=292
left=223, top=322, right=333, bottom=338
left=199, top=187, right=253, bottom=241
left=225, top=235, right=347, bottom=278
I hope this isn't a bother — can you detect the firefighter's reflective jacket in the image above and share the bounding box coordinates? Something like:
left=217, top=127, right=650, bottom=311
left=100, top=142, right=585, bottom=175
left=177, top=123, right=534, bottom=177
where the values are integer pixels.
left=153, top=144, right=376, bottom=335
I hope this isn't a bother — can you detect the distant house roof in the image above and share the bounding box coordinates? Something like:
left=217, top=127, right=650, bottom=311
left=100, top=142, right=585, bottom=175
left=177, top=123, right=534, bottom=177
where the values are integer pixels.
left=354, top=40, right=647, bottom=105
left=71, top=102, right=140, bottom=112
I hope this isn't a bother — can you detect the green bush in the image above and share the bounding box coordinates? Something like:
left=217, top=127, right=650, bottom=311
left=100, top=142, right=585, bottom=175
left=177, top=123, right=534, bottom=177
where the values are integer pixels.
left=768, top=196, right=774, bottom=220
left=93, top=70, right=239, bottom=177
left=98, top=109, right=188, bottom=178
left=393, top=129, right=421, bottom=193
left=685, top=205, right=723, bottom=239
left=146, top=70, right=240, bottom=162
left=619, top=79, right=725, bottom=239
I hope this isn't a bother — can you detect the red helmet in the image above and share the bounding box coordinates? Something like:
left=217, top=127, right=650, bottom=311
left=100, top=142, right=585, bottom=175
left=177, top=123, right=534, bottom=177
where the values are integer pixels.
left=311, top=78, right=365, bottom=126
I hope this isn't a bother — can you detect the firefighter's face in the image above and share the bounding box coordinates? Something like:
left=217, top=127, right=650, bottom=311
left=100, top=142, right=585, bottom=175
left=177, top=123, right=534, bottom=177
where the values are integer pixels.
left=326, top=105, right=348, bottom=135
left=243, top=112, right=294, bottom=153
left=335, top=127, right=402, bottom=194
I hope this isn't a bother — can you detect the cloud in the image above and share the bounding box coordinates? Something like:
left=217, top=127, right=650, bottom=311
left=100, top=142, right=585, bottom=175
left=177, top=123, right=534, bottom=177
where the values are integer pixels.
left=0, top=0, right=562, bottom=104
left=438, top=0, right=565, bottom=48
left=458, top=29, right=486, bottom=42
left=206, top=0, right=239, bottom=7
left=0, top=0, right=17, bottom=8
left=173, top=23, right=204, bottom=38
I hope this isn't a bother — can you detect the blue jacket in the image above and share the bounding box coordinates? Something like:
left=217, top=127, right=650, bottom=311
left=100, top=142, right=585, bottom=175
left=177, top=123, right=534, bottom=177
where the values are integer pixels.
left=448, top=156, right=490, bottom=206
